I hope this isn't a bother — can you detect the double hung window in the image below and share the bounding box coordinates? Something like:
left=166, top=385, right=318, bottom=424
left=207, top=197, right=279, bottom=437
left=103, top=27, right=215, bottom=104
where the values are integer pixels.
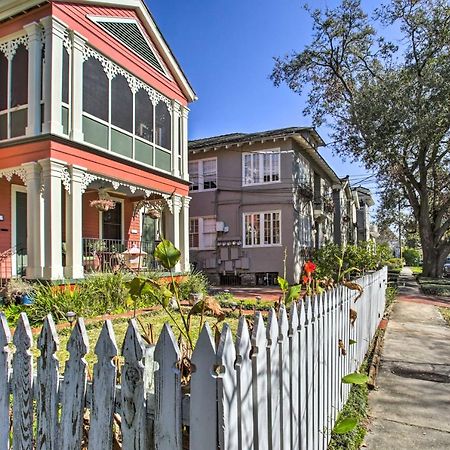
left=188, top=158, right=217, bottom=191
left=189, top=217, right=217, bottom=249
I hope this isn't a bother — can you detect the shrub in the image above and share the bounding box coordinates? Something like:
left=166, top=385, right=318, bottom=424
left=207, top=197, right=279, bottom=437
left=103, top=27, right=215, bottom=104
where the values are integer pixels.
left=403, top=247, right=421, bottom=266
left=178, top=270, right=209, bottom=300
left=421, top=284, right=450, bottom=297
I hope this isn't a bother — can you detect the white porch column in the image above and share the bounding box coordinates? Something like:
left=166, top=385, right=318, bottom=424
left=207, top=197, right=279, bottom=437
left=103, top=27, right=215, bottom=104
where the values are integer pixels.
left=180, top=106, right=189, bottom=181
left=180, top=196, right=191, bottom=272
left=24, top=22, right=42, bottom=137
left=64, top=165, right=85, bottom=279
left=40, top=16, right=66, bottom=136
left=171, top=101, right=181, bottom=177
left=166, top=195, right=182, bottom=272
left=39, top=158, right=64, bottom=280
left=71, top=31, right=85, bottom=142
left=23, top=162, right=43, bottom=279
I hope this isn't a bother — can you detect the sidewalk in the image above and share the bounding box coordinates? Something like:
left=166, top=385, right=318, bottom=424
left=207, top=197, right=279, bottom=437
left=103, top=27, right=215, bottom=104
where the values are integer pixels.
left=365, top=267, right=450, bottom=449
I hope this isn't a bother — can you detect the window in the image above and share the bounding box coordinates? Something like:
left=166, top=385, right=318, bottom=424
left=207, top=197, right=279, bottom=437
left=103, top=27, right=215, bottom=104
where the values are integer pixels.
left=244, top=211, right=281, bottom=247
left=82, top=53, right=173, bottom=172
left=189, top=158, right=217, bottom=191
left=189, top=217, right=216, bottom=249
left=298, top=155, right=312, bottom=186
left=243, top=150, right=280, bottom=185
left=299, top=214, right=312, bottom=247
left=0, top=43, right=28, bottom=141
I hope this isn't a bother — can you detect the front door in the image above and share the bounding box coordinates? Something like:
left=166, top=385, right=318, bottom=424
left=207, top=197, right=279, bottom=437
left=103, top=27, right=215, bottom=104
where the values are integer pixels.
left=102, top=202, right=122, bottom=241
left=14, top=190, right=27, bottom=276
left=142, top=214, right=158, bottom=266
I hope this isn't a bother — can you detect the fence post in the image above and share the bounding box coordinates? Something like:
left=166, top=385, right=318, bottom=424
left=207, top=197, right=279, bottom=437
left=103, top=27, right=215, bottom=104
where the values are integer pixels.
left=0, top=313, right=11, bottom=450
left=190, top=323, right=217, bottom=450
left=298, top=300, right=307, bottom=450
left=60, top=318, right=89, bottom=450
left=88, top=320, right=118, bottom=450
left=267, top=308, right=280, bottom=450
left=278, top=305, right=290, bottom=450
left=289, top=302, right=299, bottom=449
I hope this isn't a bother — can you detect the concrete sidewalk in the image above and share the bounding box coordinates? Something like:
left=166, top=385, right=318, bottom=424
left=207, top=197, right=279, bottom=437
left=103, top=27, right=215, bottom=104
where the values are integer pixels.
left=365, top=267, right=450, bottom=449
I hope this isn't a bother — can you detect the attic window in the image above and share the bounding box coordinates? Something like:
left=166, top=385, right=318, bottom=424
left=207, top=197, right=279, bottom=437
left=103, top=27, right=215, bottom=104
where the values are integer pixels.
left=93, top=18, right=165, bottom=74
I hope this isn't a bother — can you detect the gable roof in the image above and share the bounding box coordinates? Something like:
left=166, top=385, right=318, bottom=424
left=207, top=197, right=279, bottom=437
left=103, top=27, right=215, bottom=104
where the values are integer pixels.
left=0, top=0, right=196, bottom=102
left=189, top=126, right=340, bottom=185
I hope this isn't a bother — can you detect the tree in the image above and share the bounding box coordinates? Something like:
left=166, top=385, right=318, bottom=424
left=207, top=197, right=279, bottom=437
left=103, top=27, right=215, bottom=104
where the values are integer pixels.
left=271, top=0, right=450, bottom=277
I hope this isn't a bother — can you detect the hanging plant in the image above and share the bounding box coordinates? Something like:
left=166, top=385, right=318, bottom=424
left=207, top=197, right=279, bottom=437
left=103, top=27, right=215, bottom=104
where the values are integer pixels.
left=90, top=198, right=116, bottom=212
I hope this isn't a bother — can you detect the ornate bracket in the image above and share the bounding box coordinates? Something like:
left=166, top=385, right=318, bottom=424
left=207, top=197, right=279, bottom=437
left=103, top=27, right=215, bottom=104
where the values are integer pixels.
left=0, top=167, right=28, bottom=186
left=0, top=35, right=29, bottom=61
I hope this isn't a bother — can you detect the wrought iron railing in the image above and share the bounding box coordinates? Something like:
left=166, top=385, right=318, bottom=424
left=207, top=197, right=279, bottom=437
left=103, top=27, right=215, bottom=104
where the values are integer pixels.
left=82, top=238, right=160, bottom=273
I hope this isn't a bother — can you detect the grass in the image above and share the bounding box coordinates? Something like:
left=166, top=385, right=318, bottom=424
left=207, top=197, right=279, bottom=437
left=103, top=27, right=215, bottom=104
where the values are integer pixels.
left=409, top=266, right=423, bottom=275
left=440, top=308, right=450, bottom=326
left=328, top=285, right=396, bottom=449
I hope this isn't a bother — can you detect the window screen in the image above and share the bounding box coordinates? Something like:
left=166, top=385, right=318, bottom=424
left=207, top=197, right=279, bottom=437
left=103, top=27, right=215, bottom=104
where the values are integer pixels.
left=135, top=88, right=153, bottom=141
left=111, top=74, right=132, bottom=132
left=83, top=57, right=109, bottom=121
left=155, top=101, right=171, bottom=149
left=11, top=45, right=28, bottom=108
left=62, top=48, right=69, bottom=104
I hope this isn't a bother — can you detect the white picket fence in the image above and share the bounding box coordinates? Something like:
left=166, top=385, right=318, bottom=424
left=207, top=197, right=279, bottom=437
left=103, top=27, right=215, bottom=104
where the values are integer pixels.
left=0, top=267, right=387, bottom=449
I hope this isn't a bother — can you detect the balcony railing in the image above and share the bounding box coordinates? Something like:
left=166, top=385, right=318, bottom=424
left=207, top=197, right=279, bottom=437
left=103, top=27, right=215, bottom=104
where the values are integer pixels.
left=82, top=238, right=160, bottom=273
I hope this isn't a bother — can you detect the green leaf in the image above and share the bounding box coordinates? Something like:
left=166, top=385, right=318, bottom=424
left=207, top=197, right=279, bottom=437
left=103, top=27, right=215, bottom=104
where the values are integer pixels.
left=349, top=339, right=357, bottom=345
left=287, top=284, right=302, bottom=303
left=334, top=417, right=358, bottom=434
left=154, top=240, right=181, bottom=270
left=126, top=277, right=144, bottom=298
left=188, top=300, right=205, bottom=316
left=342, top=372, right=369, bottom=385
left=342, top=267, right=361, bottom=277
left=277, top=276, right=289, bottom=292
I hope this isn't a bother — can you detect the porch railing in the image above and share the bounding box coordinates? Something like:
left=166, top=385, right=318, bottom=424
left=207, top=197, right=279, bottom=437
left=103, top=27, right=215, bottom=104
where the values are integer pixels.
left=82, top=238, right=159, bottom=273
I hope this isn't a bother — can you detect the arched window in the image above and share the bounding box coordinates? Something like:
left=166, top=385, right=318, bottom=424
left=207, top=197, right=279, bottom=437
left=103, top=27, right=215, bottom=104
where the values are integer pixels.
left=111, top=74, right=132, bottom=132
left=135, top=89, right=153, bottom=142
left=11, top=45, right=28, bottom=107
left=83, top=57, right=108, bottom=121
left=155, top=101, right=171, bottom=149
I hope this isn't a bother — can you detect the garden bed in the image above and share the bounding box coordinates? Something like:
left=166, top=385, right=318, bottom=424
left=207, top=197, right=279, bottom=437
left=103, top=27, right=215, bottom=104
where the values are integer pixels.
left=417, top=277, right=450, bottom=297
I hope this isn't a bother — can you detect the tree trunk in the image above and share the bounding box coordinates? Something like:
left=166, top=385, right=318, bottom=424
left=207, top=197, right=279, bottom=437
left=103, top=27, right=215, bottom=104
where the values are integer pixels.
left=421, top=241, right=449, bottom=278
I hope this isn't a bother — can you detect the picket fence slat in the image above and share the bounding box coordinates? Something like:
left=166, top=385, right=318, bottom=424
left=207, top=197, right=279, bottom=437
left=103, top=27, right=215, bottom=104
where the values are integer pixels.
left=12, top=313, right=33, bottom=450
left=190, top=323, right=217, bottom=450
left=60, top=318, right=89, bottom=450
left=217, top=324, right=238, bottom=450
left=88, top=320, right=118, bottom=450
left=154, top=323, right=182, bottom=450
left=120, top=319, right=146, bottom=450
left=2, top=268, right=387, bottom=450
left=267, top=308, right=280, bottom=450
left=0, top=313, right=11, bottom=450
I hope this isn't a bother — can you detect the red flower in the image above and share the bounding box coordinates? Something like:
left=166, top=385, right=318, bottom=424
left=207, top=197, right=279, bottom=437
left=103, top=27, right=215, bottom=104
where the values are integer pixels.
left=302, top=275, right=311, bottom=285
left=304, top=261, right=316, bottom=275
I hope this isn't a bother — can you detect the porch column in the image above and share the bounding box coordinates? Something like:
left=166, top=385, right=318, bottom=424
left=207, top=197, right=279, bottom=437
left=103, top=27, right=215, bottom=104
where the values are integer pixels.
left=171, top=101, right=181, bottom=178
left=166, top=195, right=182, bottom=272
left=24, top=22, right=42, bottom=137
left=180, top=106, right=189, bottom=181
left=64, top=165, right=85, bottom=279
left=180, top=196, right=191, bottom=272
left=39, top=158, right=64, bottom=280
left=41, top=16, right=66, bottom=136
left=71, top=32, right=85, bottom=143
left=23, top=162, right=42, bottom=279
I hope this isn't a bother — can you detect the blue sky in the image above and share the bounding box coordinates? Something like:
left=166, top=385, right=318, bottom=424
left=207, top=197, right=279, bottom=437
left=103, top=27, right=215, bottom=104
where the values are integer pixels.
left=149, top=0, right=381, bottom=194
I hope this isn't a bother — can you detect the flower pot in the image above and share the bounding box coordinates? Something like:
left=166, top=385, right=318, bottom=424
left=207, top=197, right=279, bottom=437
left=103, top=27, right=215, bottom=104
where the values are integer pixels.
left=21, top=294, right=33, bottom=306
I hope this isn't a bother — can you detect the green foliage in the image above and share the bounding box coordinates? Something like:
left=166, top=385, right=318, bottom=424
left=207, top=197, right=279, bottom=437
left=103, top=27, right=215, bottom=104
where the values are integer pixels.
left=277, top=276, right=302, bottom=305
left=403, top=247, right=421, bottom=266
left=420, top=284, right=450, bottom=297
left=387, top=258, right=404, bottom=270
left=178, top=271, right=209, bottom=300
left=334, top=417, right=358, bottom=434
left=153, top=239, right=181, bottom=270
left=342, top=372, right=369, bottom=385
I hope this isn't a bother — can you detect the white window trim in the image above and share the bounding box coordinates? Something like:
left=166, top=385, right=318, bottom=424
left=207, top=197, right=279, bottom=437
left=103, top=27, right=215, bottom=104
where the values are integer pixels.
left=242, top=210, right=282, bottom=248
left=98, top=196, right=125, bottom=241
left=242, top=149, right=281, bottom=187
left=189, top=216, right=216, bottom=250
left=11, top=184, right=27, bottom=277
left=189, top=157, right=217, bottom=193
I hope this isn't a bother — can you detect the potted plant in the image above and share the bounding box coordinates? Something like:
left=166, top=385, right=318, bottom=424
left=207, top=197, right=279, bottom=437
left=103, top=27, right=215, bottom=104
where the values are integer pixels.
left=6, top=278, right=34, bottom=306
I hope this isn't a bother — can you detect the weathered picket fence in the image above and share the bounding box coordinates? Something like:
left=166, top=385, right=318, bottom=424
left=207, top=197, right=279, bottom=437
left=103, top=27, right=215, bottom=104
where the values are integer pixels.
left=0, top=267, right=387, bottom=449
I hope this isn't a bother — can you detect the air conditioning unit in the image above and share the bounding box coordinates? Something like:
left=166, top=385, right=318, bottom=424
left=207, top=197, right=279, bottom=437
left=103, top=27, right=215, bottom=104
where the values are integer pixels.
left=216, top=221, right=225, bottom=232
